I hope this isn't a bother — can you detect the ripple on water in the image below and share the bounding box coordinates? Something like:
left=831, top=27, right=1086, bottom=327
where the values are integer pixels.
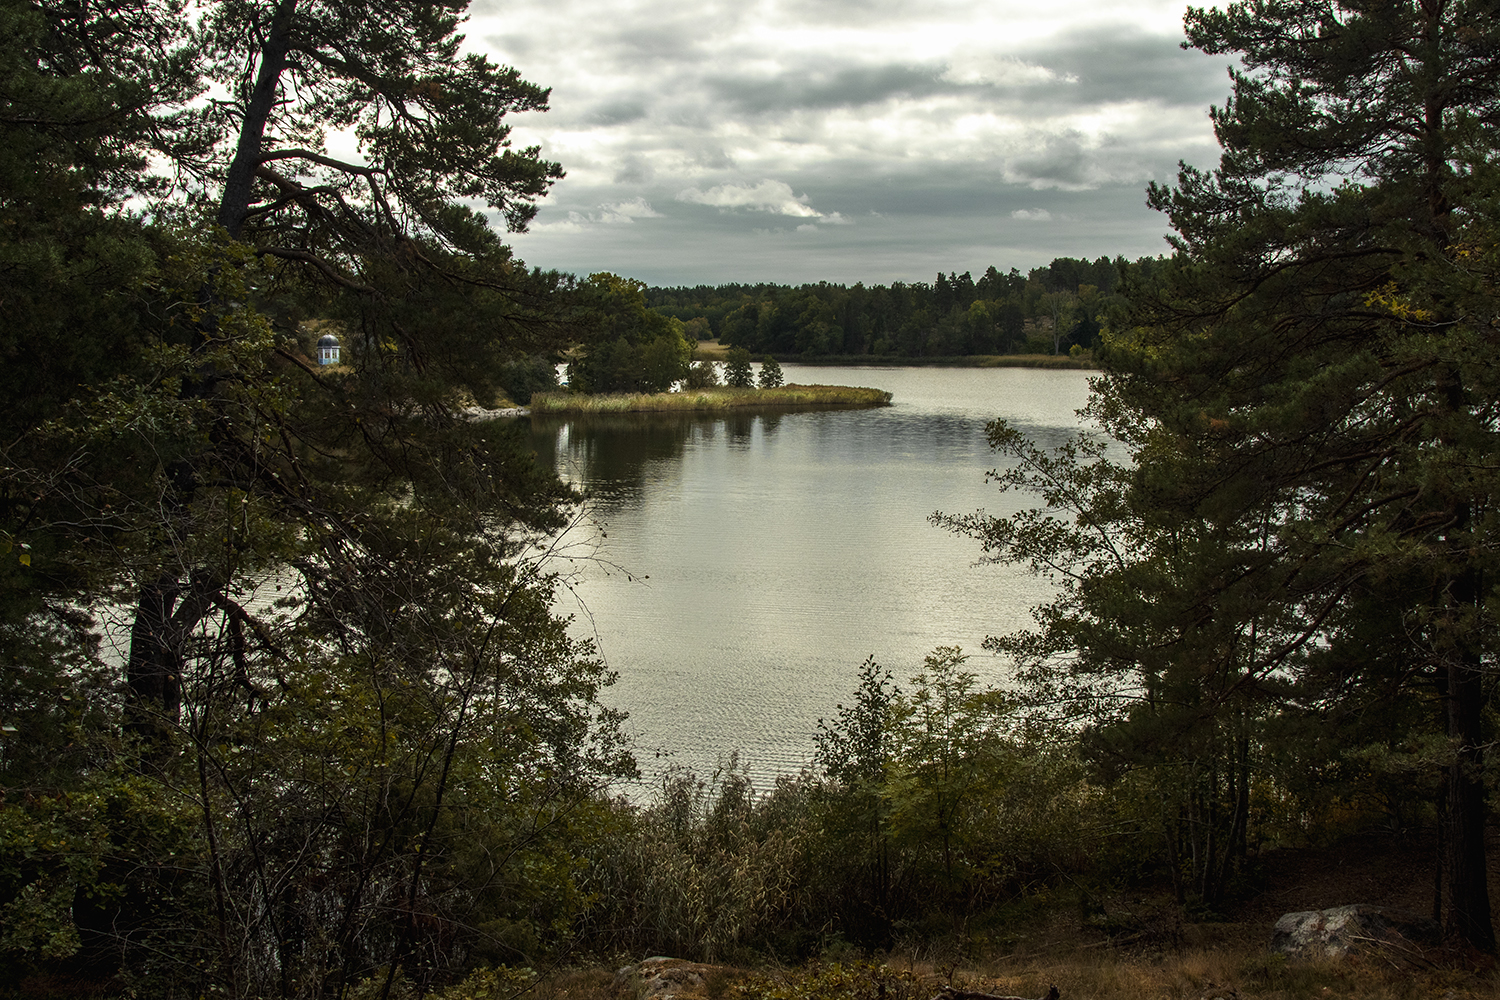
left=537, top=365, right=1097, bottom=793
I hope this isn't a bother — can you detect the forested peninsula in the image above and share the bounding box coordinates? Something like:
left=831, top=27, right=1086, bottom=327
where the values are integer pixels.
left=4, top=0, right=1500, bottom=997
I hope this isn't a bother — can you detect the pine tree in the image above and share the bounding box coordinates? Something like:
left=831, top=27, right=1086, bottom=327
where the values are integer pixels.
left=110, top=0, right=569, bottom=740
left=0, top=0, right=635, bottom=989
left=944, top=0, right=1500, bottom=948
left=1131, top=0, right=1500, bottom=948
left=1140, top=0, right=1500, bottom=950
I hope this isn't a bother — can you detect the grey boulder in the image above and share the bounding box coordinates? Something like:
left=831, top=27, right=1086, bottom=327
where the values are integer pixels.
left=1271, top=904, right=1441, bottom=959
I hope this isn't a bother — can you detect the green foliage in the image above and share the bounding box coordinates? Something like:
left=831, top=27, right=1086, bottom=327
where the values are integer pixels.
left=883, top=649, right=1014, bottom=893
left=164, top=552, right=634, bottom=991
left=642, top=330, right=693, bottom=393
left=757, top=356, right=785, bottom=389
left=565, top=275, right=694, bottom=393
left=578, top=764, right=819, bottom=962
left=0, top=768, right=203, bottom=985
left=723, top=347, right=755, bottom=388
left=815, top=655, right=899, bottom=787
left=647, top=258, right=1134, bottom=359
left=684, top=359, right=720, bottom=389
left=0, top=230, right=634, bottom=993
left=568, top=648, right=1139, bottom=959
left=814, top=656, right=899, bottom=942
left=0, top=1, right=638, bottom=994
left=936, top=0, right=1500, bottom=948
left=200, top=0, right=562, bottom=244
left=810, top=653, right=1113, bottom=942
left=499, top=354, right=560, bottom=405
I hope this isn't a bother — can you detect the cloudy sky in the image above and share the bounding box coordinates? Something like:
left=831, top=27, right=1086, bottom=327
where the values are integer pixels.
left=465, top=0, right=1233, bottom=286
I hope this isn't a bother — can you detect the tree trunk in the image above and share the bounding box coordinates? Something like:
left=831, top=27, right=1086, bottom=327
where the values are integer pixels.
left=128, top=0, right=299, bottom=744
left=1163, top=813, right=1185, bottom=905
left=1445, top=646, right=1495, bottom=952
left=1433, top=781, right=1446, bottom=927
left=217, top=0, right=298, bottom=238
left=124, top=573, right=184, bottom=741
left=125, top=566, right=222, bottom=743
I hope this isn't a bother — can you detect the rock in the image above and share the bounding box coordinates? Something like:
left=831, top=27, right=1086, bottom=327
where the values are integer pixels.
left=617, top=956, right=720, bottom=999
left=1271, top=904, right=1441, bottom=959
left=460, top=405, right=528, bottom=420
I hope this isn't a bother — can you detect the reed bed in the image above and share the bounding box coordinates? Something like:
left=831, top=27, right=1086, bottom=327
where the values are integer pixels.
left=529, top=384, right=893, bottom=414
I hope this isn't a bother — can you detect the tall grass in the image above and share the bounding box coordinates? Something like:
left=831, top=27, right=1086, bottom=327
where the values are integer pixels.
left=570, top=750, right=1114, bottom=965
left=517, top=945, right=1491, bottom=1000
left=529, top=384, right=892, bottom=414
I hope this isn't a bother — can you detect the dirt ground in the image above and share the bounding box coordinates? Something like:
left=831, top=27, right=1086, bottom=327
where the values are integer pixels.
left=1227, top=827, right=1500, bottom=929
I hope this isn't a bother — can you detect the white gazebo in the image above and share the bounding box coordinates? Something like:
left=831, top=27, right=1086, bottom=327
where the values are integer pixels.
left=316, top=333, right=340, bottom=365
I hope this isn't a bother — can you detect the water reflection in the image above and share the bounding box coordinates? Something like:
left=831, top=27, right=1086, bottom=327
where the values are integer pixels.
left=530, top=409, right=796, bottom=513
left=528, top=366, right=1096, bottom=789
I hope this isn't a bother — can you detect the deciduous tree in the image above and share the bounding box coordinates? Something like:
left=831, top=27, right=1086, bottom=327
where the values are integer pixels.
left=757, top=355, right=784, bottom=389
left=723, top=347, right=754, bottom=388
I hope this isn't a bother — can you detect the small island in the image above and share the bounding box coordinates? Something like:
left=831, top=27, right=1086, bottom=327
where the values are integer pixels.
left=529, top=383, right=892, bottom=414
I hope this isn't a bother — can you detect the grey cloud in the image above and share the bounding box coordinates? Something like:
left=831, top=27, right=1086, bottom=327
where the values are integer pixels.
left=751, top=155, right=1164, bottom=221
left=605, top=23, right=715, bottom=62
left=662, top=105, right=717, bottom=130
left=486, top=9, right=1224, bottom=143
left=707, top=63, right=950, bottom=113
left=685, top=144, right=737, bottom=170
left=508, top=179, right=1173, bottom=286
left=557, top=1, right=751, bottom=67
left=613, top=155, right=655, bottom=184
left=1010, top=132, right=1093, bottom=187
left=779, top=0, right=946, bottom=29
left=486, top=33, right=535, bottom=59
left=598, top=29, right=1221, bottom=128
left=587, top=100, right=648, bottom=125
left=469, top=0, right=1220, bottom=285
left=1022, top=25, right=1229, bottom=109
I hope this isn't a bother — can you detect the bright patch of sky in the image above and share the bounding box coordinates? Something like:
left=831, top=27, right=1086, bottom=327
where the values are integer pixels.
left=465, top=0, right=1231, bottom=285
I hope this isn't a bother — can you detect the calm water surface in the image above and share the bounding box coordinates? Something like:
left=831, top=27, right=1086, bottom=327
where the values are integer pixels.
left=527, top=365, right=1095, bottom=788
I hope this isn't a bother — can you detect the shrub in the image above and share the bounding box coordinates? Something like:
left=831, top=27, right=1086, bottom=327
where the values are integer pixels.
left=685, top=360, right=720, bottom=389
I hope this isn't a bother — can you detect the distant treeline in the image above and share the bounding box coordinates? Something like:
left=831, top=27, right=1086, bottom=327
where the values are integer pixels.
left=646, top=255, right=1166, bottom=358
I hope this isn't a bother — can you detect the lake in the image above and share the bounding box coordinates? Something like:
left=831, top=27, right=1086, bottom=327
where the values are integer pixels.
left=526, top=364, right=1095, bottom=791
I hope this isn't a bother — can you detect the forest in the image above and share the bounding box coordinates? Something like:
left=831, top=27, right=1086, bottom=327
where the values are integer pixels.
left=3, top=0, right=1499, bottom=996
left=644, top=256, right=1139, bottom=359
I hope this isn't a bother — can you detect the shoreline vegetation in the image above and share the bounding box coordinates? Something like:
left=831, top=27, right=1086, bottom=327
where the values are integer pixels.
left=529, top=383, right=894, bottom=414
left=688, top=339, right=1095, bottom=368
left=799, top=352, right=1095, bottom=369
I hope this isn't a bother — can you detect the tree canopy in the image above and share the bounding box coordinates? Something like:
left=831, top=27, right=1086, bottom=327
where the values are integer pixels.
left=0, top=0, right=634, bottom=994
left=563, top=273, right=692, bottom=393
left=942, top=0, right=1500, bottom=951
left=646, top=257, right=1135, bottom=358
